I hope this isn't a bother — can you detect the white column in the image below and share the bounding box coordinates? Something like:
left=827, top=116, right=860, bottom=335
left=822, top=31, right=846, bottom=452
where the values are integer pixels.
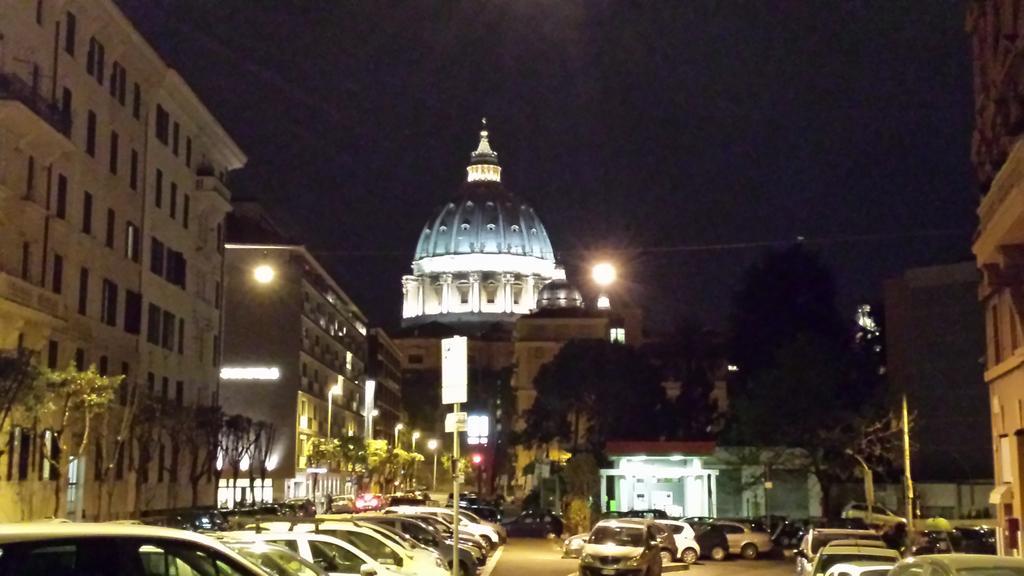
left=440, top=274, right=453, bottom=314
left=470, top=273, right=481, bottom=313
left=418, top=277, right=426, bottom=315
left=502, top=273, right=515, bottom=313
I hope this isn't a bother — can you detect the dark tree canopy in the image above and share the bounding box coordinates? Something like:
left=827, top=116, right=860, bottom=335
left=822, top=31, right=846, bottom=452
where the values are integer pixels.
left=729, top=244, right=849, bottom=389
left=522, top=340, right=665, bottom=452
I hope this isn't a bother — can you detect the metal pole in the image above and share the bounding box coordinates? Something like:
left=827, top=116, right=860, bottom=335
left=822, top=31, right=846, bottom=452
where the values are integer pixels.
left=327, top=395, right=333, bottom=444
left=433, top=451, right=438, bottom=491
left=453, top=402, right=461, bottom=576
left=902, top=394, right=914, bottom=527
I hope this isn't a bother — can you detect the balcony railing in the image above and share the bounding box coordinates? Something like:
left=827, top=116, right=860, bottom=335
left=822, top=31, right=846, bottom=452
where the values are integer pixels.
left=0, top=72, right=70, bottom=136
left=195, top=173, right=231, bottom=204
left=0, top=272, right=67, bottom=320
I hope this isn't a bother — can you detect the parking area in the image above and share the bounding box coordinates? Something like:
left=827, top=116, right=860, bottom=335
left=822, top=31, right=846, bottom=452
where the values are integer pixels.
left=489, top=538, right=793, bottom=576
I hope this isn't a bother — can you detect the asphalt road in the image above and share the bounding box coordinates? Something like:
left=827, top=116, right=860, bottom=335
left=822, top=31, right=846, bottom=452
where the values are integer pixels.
left=488, top=538, right=795, bottom=576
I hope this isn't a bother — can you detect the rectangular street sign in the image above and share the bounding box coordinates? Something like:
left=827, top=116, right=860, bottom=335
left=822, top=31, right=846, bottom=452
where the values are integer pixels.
left=445, top=411, right=468, bottom=433
left=441, top=336, right=468, bottom=404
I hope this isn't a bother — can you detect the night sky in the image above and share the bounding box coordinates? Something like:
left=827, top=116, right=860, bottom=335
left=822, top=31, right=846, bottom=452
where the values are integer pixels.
left=118, top=1, right=976, bottom=334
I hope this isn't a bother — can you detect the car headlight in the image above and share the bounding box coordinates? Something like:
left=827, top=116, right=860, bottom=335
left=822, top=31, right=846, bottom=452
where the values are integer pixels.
left=624, top=554, right=645, bottom=566
left=434, top=555, right=445, bottom=568
left=580, top=554, right=594, bottom=563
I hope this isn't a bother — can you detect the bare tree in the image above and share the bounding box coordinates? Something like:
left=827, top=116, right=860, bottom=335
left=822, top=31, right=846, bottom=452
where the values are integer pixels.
left=222, top=414, right=254, bottom=506
left=94, top=379, right=142, bottom=519
left=0, top=349, right=39, bottom=452
left=183, top=404, right=223, bottom=507
left=249, top=421, right=277, bottom=504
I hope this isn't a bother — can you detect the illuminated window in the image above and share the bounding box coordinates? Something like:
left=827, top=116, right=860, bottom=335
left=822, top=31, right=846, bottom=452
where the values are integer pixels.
left=510, top=225, right=520, bottom=232
left=486, top=223, right=496, bottom=231
left=610, top=328, right=625, bottom=344
left=439, top=225, right=447, bottom=233
left=485, top=283, right=498, bottom=304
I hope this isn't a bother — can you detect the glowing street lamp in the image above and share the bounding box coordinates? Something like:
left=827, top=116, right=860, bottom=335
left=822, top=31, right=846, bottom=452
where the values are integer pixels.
left=591, top=262, right=617, bottom=287
left=253, top=264, right=276, bottom=284
left=412, top=431, right=421, bottom=452
left=394, top=423, right=404, bottom=448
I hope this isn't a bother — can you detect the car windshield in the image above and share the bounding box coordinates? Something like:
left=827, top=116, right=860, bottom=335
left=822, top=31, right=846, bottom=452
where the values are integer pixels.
left=232, top=545, right=325, bottom=576
left=589, top=525, right=645, bottom=547
left=460, top=510, right=484, bottom=523
left=815, top=555, right=896, bottom=575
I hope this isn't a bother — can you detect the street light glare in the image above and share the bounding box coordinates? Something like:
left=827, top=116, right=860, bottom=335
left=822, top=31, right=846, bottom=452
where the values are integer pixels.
left=427, top=439, right=438, bottom=451
left=253, top=264, right=276, bottom=284
left=395, top=423, right=404, bottom=430
left=592, top=262, right=617, bottom=287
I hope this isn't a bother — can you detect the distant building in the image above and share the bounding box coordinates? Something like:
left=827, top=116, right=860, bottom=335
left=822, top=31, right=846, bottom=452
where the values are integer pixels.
left=512, top=280, right=636, bottom=497
left=367, top=328, right=404, bottom=439
left=0, top=0, right=244, bottom=520
left=884, top=263, right=990, bottom=485
left=968, top=1, right=1024, bottom=554
left=220, top=203, right=368, bottom=505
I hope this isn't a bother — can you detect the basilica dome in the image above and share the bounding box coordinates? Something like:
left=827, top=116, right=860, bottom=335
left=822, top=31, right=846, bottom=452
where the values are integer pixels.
left=401, top=121, right=565, bottom=329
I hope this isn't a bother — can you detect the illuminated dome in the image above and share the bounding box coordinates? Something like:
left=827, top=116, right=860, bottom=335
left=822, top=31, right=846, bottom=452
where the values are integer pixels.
left=402, top=120, right=565, bottom=329
left=537, top=280, right=583, bottom=309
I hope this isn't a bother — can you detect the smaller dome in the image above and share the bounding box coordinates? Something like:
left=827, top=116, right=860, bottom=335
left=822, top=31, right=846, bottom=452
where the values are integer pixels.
left=537, top=280, right=583, bottom=309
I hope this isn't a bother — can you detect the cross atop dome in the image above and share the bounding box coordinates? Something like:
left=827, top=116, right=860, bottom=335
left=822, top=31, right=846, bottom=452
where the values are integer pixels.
left=467, top=118, right=502, bottom=182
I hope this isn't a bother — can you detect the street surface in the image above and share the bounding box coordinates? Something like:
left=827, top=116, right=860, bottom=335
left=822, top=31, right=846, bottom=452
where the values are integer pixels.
left=488, top=538, right=793, bottom=576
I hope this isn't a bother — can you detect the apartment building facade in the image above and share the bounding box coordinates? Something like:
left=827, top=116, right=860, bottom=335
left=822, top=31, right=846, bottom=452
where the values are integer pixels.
left=220, top=207, right=369, bottom=504
left=0, top=0, right=245, bottom=520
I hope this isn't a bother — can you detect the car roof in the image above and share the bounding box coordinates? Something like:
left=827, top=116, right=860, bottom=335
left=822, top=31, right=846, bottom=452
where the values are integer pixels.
left=825, top=539, right=886, bottom=548
left=811, top=529, right=879, bottom=537
left=595, top=519, right=649, bottom=529
left=900, top=554, right=1024, bottom=569
left=0, top=522, right=225, bottom=545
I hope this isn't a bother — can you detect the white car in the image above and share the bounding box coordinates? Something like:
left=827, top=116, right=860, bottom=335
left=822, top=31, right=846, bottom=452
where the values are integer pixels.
left=890, top=554, right=1024, bottom=576
left=222, top=530, right=403, bottom=576
left=655, top=520, right=701, bottom=564
left=796, top=529, right=884, bottom=576
left=810, top=541, right=900, bottom=576
left=292, top=521, right=448, bottom=576
left=385, top=506, right=501, bottom=550
left=824, top=562, right=897, bottom=576
left=0, top=522, right=266, bottom=575
left=840, top=503, right=907, bottom=527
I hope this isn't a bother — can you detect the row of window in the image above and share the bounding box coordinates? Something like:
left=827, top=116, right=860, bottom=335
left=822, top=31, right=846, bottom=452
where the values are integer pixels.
left=84, top=112, right=140, bottom=190
left=154, top=168, right=191, bottom=229
left=154, top=105, right=193, bottom=167
left=74, top=20, right=143, bottom=120
left=150, top=237, right=188, bottom=290
left=146, top=302, right=186, bottom=355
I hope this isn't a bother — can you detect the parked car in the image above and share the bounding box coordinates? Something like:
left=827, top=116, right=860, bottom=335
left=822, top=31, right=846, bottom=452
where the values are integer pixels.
left=795, top=528, right=884, bottom=576
left=398, top=512, right=491, bottom=557
left=655, top=519, right=701, bottom=564
left=0, top=522, right=266, bottom=575
left=140, top=506, right=229, bottom=532
left=602, top=509, right=671, bottom=521
left=808, top=540, right=900, bottom=576
left=281, top=498, right=319, bottom=517
left=292, top=520, right=448, bottom=576
left=952, top=526, right=997, bottom=555
left=890, top=554, right=1024, bottom=576
left=579, top=519, right=663, bottom=576
left=840, top=503, right=906, bottom=527
left=641, top=520, right=677, bottom=565
left=563, top=532, right=589, bottom=558
left=357, top=493, right=385, bottom=512
left=772, top=519, right=808, bottom=549
left=331, top=496, right=357, bottom=513
left=386, top=505, right=503, bottom=548
left=714, top=519, right=774, bottom=559
left=359, top=514, right=483, bottom=574
left=220, top=530, right=403, bottom=576
left=464, top=505, right=502, bottom=523
left=501, top=509, right=564, bottom=538
left=222, top=539, right=329, bottom=576
left=691, top=522, right=729, bottom=561
left=909, top=530, right=953, bottom=555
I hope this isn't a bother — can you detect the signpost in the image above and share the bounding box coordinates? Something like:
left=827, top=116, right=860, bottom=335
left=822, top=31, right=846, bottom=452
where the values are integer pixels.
left=442, top=336, right=468, bottom=576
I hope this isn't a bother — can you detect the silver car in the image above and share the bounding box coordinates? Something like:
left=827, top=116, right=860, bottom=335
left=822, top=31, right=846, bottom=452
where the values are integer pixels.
left=714, top=520, right=774, bottom=559
left=890, top=554, right=1024, bottom=576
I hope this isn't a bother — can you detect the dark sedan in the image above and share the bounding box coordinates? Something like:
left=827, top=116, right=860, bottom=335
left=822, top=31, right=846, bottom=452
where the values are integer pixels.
left=502, top=509, right=564, bottom=537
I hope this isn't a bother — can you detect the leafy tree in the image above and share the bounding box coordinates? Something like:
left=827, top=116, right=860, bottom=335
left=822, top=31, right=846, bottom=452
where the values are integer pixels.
left=729, top=244, right=848, bottom=390
left=30, top=364, right=123, bottom=517
left=725, top=246, right=900, bottom=515
left=523, top=340, right=665, bottom=453
left=94, top=378, right=142, bottom=519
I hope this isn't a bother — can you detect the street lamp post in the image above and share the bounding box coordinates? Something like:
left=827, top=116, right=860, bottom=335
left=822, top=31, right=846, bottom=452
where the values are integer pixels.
left=427, top=439, right=439, bottom=491
left=394, top=423, right=404, bottom=449
left=327, top=383, right=342, bottom=443
left=368, top=409, right=378, bottom=440
left=846, top=449, right=875, bottom=526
